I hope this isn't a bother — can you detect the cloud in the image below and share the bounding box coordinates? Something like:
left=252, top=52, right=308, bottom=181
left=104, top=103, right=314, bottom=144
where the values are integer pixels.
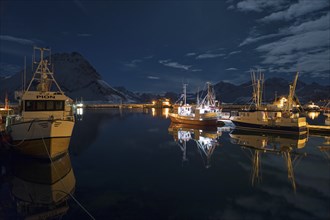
left=228, top=50, right=242, bottom=56
left=260, top=0, right=329, bottom=22
left=226, top=68, right=238, bottom=71
left=235, top=0, right=329, bottom=80
left=124, top=59, right=143, bottom=68
left=191, top=69, right=202, bottom=72
left=0, top=35, right=35, bottom=45
left=159, top=60, right=191, bottom=70
left=239, top=4, right=330, bottom=46
left=284, top=12, right=330, bottom=34
left=256, top=28, right=330, bottom=77
left=235, top=0, right=288, bottom=12
left=0, top=63, right=21, bottom=76
left=77, top=33, right=92, bottom=37
left=265, top=49, right=330, bottom=76
left=124, top=55, right=153, bottom=68
left=196, top=53, right=225, bottom=59
left=147, top=76, right=160, bottom=80
left=186, top=52, right=197, bottom=56
left=256, top=30, right=329, bottom=56
left=73, top=0, right=88, bottom=15
left=227, top=4, right=235, bottom=10
left=239, top=33, right=286, bottom=46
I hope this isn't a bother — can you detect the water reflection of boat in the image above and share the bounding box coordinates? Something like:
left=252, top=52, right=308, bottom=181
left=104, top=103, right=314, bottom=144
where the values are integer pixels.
left=12, top=137, right=72, bottom=158
left=168, top=123, right=221, bottom=168
left=318, top=136, right=330, bottom=161
left=10, top=152, right=75, bottom=219
left=230, top=129, right=307, bottom=191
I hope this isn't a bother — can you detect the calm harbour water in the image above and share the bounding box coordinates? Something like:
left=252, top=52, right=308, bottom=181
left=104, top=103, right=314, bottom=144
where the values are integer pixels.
left=1, top=108, right=330, bottom=220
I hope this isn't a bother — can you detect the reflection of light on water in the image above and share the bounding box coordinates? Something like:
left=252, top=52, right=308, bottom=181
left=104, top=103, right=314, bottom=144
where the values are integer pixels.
left=77, top=107, right=83, bottom=115
left=307, top=111, right=320, bottom=120
left=75, top=107, right=84, bottom=121
left=163, top=108, right=169, bottom=118
left=152, top=108, right=156, bottom=117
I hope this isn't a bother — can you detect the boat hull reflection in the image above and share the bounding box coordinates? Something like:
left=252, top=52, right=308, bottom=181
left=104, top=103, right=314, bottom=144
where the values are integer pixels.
left=11, top=152, right=75, bottom=219
left=230, top=128, right=307, bottom=191
left=230, top=128, right=308, bottom=150
left=12, top=137, right=71, bottom=158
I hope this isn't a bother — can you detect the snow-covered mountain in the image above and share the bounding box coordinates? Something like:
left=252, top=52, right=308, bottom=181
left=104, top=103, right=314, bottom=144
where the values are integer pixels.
left=0, top=52, right=138, bottom=103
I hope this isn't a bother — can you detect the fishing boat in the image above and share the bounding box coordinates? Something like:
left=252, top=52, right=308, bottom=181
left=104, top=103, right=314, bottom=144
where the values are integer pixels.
left=169, top=83, right=222, bottom=126
left=6, top=47, right=75, bottom=157
left=231, top=72, right=307, bottom=134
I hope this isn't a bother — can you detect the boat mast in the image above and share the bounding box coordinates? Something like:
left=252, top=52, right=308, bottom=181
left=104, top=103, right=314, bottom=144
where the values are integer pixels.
left=183, top=84, right=187, bottom=105
left=207, top=82, right=212, bottom=106
left=285, top=72, right=299, bottom=113
left=24, top=56, right=26, bottom=91
left=4, top=92, right=9, bottom=110
left=25, top=47, right=63, bottom=94
left=251, top=70, right=264, bottom=108
left=196, top=87, right=200, bottom=106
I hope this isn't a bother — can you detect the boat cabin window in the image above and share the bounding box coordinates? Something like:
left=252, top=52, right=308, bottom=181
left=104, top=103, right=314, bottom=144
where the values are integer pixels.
left=25, top=100, right=64, bottom=111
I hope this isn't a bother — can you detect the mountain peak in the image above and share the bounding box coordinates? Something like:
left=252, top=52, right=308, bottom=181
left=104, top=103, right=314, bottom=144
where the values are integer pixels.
left=0, top=52, right=139, bottom=103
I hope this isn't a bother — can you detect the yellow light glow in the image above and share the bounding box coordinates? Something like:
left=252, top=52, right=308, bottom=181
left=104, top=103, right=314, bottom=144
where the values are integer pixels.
left=307, top=111, right=320, bottom=120
left=152, top=108, right=156, bottom=116
left=163, top=108, right=169, bottom=118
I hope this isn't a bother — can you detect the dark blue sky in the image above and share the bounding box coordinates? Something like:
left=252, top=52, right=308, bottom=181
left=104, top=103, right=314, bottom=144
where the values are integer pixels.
left=0, top=0, right=329, bottom=92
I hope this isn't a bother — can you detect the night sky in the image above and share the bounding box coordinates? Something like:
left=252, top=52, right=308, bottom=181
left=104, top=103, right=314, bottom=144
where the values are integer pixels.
left=0, top=0, right=329, bottom=93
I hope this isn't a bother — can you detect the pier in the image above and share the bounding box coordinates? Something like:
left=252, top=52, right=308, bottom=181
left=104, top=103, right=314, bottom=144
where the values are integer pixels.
left=85, top=103, right=154, bottom=108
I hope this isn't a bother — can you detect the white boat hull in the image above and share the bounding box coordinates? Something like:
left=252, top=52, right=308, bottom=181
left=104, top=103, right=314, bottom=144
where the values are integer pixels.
left=231, top=111, right=307, bottom=134
left=8, top=119, right=74, bottom=158
left=8, top=119, right=74, bottom=141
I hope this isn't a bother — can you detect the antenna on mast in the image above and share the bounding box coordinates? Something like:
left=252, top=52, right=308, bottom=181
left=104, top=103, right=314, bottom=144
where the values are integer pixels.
left=24, top=56, right=26, bottom=92
left=196, top=86, right=200, bottom=106
left=25, top=47, right=63, bottom=94
left=183, top=83, right=188, bottom=105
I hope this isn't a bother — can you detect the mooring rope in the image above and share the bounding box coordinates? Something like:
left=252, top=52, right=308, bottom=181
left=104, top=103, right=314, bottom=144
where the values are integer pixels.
left=0, top=120, right=36, bottom=147
left=41, top=137, right=96, bottom=220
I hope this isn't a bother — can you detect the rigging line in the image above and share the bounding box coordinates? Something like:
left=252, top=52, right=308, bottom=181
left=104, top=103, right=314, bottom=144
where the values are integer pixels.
left=1, top=120, right=36, bottom=147
left=195, top=141, right=207, bottom=166
left=41, top=137, right=96, bottom=220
